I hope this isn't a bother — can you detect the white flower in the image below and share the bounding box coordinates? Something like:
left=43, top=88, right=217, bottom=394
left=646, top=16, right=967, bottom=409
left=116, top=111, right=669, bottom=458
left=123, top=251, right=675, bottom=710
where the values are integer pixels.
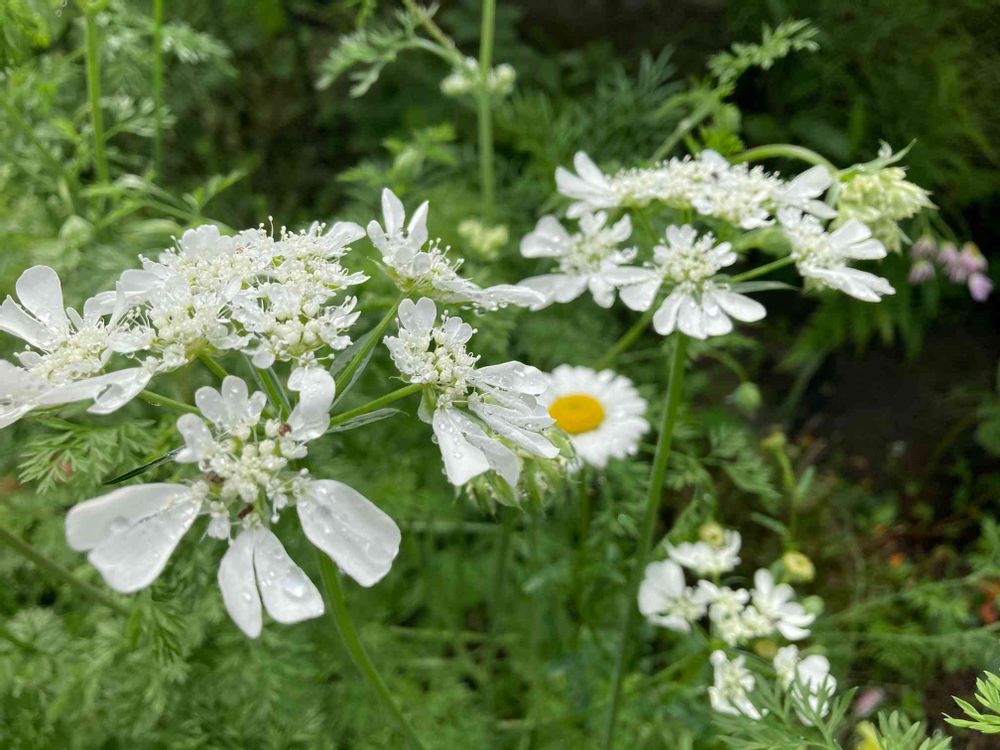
left=779, top=209, right=894, bottom=302
left=0, top=266, right=153, bottom=425
left=616, top=225, right=766, bottom=340
left=638, top=559, right=706, bottom=632
left=709, top=650, right=763, bottom=720
left=367, top=189, right=541, bottom=311
left=750, top=569, right=815, bottom=641
left=774, top=645, right=837, bottom=724
left=555, top=152, right=619, bottom=218
left=65, top=373, right=401, bottom=638
left=690, top=152, right=777, bottom=230
left=667, top=528, right=741, bottom=577
left=772, top=165, right=838, bottom=219
left=385, top=297, right=558, bottom=487
left=539, top=365, right=648, bottom=468
left=518, top=212, right=645, bottom=309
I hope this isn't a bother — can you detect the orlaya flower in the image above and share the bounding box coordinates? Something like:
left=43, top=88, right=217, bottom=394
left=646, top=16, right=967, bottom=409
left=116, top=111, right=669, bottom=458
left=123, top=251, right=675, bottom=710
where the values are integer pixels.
left=709, top=650, right=764, bottom=720
left=637, top=559, right=706, bottom=632
left=0, top=266, right=153, bottom=426
left=65, top=372, right=401, bottom=638
left=667, top=527, right=742, bottom=577
left=750, top=568, right=815, bottom=641
left=614, top=225, right=766, bottom=340
left=518, top=212, right=646, bottom=309
left=384, top=297, right=558, bottom=488
left=774, top=645, right=837, bottom=724
left=772, top=165, right=838, bottom=219
left=367, top=189, right=542, bottom=311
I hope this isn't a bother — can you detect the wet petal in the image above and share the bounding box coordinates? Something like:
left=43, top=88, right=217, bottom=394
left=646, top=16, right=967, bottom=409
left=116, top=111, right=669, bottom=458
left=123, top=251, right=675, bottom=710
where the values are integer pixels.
left=15, top=266, right=69, bottom=335
left=218, top=528, right=263, bottom=638
left=65, top=483, right=190, bottom=551
left=251, top=527, right=324, bottom=625
left=432, top=407, right=490, bottom=485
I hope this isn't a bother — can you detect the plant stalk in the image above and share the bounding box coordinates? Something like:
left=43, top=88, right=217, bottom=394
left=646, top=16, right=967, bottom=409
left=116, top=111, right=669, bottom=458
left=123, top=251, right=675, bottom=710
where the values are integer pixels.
left=334, top=297, right=405, bottom=396
left=602, top=334, right=688, bottom=748
left=733, top=143, right=836, bottom=172
left=327, top=383, right=422, bottom=429
left=139, top=389, right=200, bottom=414
left=317, top=553, right=427, bottom=749
left=728, top=255, right=796, bottom=284
left=477, top=0, right=497, bottom=219
left=152, top=0, right=165, bottom=176
left=83, top=10, right=109, bottom=185
left=593, top=306, right=657, bottom=370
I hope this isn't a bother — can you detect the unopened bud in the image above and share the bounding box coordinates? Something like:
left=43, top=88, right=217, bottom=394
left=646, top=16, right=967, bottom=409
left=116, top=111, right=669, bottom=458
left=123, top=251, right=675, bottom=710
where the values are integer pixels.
left=781, top=550, right=815, bottom=583
left=699, top=521, right=726, bottom=547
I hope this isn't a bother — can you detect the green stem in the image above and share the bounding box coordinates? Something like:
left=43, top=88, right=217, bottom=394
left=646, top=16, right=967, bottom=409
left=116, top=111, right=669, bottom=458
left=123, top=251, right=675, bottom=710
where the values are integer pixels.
left=733, top=144, right=837, bottom=173
left=83, top=11, right=109, bottom=185
left=602, top=335, right=688, bottom=749
left=477, top=0, right=497, bottom=219
left=139, top=389, right=199, bottom=414
left=0, top=526, right=129, bottom=616
left=327, top=383, right=422, bottom=429
left=651, top=93, right=720, bottom=161
left=260, top=367, right=290, bottom=420
left=335, top=297, right=405, bottom=396
left=151, top=0, right=165, bottom=176
left=593, top=306, right=657, bottom=370
left=197, top=353, right=229, bottom=381
left=316, top=553, right=427, bottom=749
left=728, top=255, right=796, bottom=284
left=571, top=471, right=592, bottom=641
left=401, top=0, right=457, bottom=52
left=486, top=507, right=515, bottom=715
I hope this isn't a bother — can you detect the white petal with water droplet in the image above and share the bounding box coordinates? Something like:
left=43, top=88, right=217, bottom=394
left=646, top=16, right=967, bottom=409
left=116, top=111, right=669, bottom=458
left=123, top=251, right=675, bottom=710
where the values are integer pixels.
left=65, top=483, right=190, bottom=551
left=251, top=527, right=324, bottom=624
left=218, top=529, right=262, bottom=638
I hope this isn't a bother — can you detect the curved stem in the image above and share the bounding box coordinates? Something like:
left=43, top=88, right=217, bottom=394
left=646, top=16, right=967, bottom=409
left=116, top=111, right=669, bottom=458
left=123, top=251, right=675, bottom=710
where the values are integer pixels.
left=139, top=389, right=199, bottom=414
left=602, top=335, right=688, bottom=749
left=317, top=554, right=427, bottom=749
left=197, top=353, right=229, bottom=381
left=327, top=383, right=422, bottom=429
left=83, top=11, right=109, bottom=186
left=334, top=296, right=405, bottom=396
left=733, top=144, right=836, bottom=173
left=0, top=526, right=129, bottom=616
left=477, top=0, right=497, bottom=219
left=728, top=255, right=796, bottom=284
left=593, top=306, right=657, bottom=370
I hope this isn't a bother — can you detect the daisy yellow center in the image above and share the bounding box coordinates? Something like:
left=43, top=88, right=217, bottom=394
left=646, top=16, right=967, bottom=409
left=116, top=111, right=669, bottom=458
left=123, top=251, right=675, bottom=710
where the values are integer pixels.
left=549, top=393, right=605, bottom=435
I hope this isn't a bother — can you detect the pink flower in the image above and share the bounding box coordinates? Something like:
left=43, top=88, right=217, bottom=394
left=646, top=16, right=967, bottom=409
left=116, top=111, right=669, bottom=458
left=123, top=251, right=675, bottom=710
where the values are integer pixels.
left=909, top=235, right=937, bottom=260
left=908, top=259, right=935, bottom=284
left=969, top=272, right=994, bottom=302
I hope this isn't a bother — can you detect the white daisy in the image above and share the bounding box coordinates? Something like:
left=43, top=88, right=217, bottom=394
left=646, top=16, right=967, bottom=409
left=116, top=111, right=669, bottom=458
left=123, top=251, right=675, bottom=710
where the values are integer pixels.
left=778, top=208, right=894, bottom=302
left=667, top=528, right=742, bottom=577
left=638, top=559, right=706, bottom=632
left=64, top=372, right=401, bottom=638
left=367, top=189, right=542, bottom=311
left=709, top=650, right=763, bottom=720
left=615, top=225, right=766, bottom=340
left=750, top=568, right=815, bottom=641
left=384, top=297, right=558, bottom=488
left=539, top=365, right=648, bottom=468
left=518, top=212, right=646, bottom=309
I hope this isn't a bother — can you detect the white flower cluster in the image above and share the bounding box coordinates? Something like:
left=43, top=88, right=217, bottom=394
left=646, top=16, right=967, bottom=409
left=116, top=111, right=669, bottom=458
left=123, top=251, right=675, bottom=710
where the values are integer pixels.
left=65, top=372, right=401, bottom=638
left=440, top=56, right=516, bottom=99
left=385, top=297, right=559, bottom=488
left=518, top=150, right=896, bottom=334
left=639, top=526, right=835, bottom=723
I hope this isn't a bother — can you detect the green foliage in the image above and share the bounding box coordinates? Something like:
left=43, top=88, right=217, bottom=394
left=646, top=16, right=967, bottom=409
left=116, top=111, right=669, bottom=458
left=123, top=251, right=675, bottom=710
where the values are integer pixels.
left=708, top=18, right=820, bottom=88
left=870, top=711, right=953, bottom=750
left=945, top=671, right=1000, bottom=735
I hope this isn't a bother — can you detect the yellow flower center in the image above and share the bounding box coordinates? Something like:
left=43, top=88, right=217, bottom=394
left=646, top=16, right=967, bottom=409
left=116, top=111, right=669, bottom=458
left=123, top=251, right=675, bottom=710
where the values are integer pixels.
left=549, top=393, right=605, bottom=435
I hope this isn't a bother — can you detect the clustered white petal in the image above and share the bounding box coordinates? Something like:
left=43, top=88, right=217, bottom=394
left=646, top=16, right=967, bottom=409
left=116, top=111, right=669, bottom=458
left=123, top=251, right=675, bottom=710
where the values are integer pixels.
left=385, top=297, right=559, bottom=488
left=65, top=373, right=401, bottom=638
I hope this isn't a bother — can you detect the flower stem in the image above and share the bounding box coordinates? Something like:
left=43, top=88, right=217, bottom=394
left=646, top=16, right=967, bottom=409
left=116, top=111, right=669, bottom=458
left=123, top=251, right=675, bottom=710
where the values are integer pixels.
left=728, top=255, right=796, bottom=284
left=593, top=306, right=657, bottom=370
left=334, top=297, right=404, bottom=396
left=139, top=389, right=199, bottom=414
left=151, top=0, right=165, bottom=176
left=260, top=367, right=290, bottom=420
left=83, top=10, right=109, bottom=186
left=316, top=553, right=427, bottom=750
left=651, top=92, right=720, bottom=161
left=733, top=144, right=837, bottom=173
left=602, top=334, right=688, bottom=749
left=477, top=0, right=497, bottom=220
left=486, top=506, right=515, bottom=715
left=197, top=353, right=229, bottom=381
left=0, top=526, right=129, bottom=616
left=327, top=383, right=422, bottom=429
left=401, top=0, right=456, bottom=52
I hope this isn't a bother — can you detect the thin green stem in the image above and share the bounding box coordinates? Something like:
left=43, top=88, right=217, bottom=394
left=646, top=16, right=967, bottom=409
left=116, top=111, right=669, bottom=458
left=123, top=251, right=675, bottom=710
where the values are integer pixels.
left=733, top=144, right=837, bottom=173
left=571, top=471, right=592, bottom=642
left=260, top=367, right=290, bottom=420
left=0, top=526, right=129, bottom=616
left=197, top=353, right=229, bottom=381
left=728, top=255, right=796, bottom=284
left=316, top=554, right=427, bottom=749
left=335, top=297, right=405, bottom=396
left=593, top=306, right=657, bottom=370
left=651, top=93, right=720, bottom=161
left=602, top=335, right=688, bottom=749
left=401, top=0, right=457, bottom=52
left=83, top=11, right=109, bottom=185
left=151, top=0, right=165, bottom=176
left=486, top=507, right=515, bottom=715
left=327, top=383, right=422, bottom=429
left=139, top=389, right=199, bottom=414
left=477, top=0, right=497, bottom=219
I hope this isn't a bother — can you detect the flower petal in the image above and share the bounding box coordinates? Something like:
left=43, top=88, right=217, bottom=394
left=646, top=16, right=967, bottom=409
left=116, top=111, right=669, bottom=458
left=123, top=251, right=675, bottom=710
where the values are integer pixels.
left=15, top=266, right=69, bottom=335
left=287, top=367, right=336, bottom=441
left=380, top=188, right=406, bottom=236
left=0, top=298, right=50, bottom=348
left=65, top=483, right=190, bottom=551
left=218, top=528, right=263, bottom=638
left=298, top=480, right=401, bottom=587
left=251, top=527, right=324, bottom=625
left=432, top=407, right=490, bottom=485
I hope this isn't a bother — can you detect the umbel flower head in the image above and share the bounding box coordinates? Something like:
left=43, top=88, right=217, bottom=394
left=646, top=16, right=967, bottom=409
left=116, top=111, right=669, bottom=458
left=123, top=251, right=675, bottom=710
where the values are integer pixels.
left=540, top=365, right=649, bottom=469
left=385, top=297, right=559, bottom=488
left=64, top=372, right=401, bottom=638
left=0, top=265, right=154, bottom=427
left=367, top=189, right=542, bottom=311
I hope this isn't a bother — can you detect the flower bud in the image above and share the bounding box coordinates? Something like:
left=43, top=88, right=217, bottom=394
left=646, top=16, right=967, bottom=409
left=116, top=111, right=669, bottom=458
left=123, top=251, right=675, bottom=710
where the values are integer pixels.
left=752, top=638, right=778, bottom=659
left=781, top=550, right=815, bottom=582
left=761, top=431, right=786, bottom=452
left=728, top=382, right=761, bottom=415
left=699, top=521, right=726, bottom=547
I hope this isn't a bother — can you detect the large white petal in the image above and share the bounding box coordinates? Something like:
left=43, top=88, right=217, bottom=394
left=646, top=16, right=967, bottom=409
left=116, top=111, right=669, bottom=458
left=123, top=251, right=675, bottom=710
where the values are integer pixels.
left=287, top=368, right=336, bottom=441
left=298, top=480, right=401, bottom=587
left=176, top=414, right=215, bottom=463
left=15, top=266, right=69, bottom=335
left=87, top=497, right=199, bottom=593
left=517, top=274, right=588, bottom=308
left=651, top=291, right=684, bottom=335
left=432, top=407, right=490, bottom=485
left=398, top=297, right=437, bottom=333
left=86, top=368, right=154, bottom=415
left=217, top=529, right=263, bottom=638
left=380, top=188, right=406, bottom=236
left=251, top=527, right=324, bottom=625
left=714, top=290, right=767, bottom=323
left=407, top=201, right=430, bottom=247
left=473, top=361, right=548, bottom=396
left=0, top=298, right=50, bottom=348
left=65, top=483, right=190, bottom=551
left=520, top=216, right=570, bottom=258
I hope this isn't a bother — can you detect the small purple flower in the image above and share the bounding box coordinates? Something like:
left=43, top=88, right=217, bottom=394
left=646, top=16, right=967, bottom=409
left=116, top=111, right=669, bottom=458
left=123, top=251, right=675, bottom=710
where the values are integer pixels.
left=908, top=259, right=935, bottom=284
left=909, top=235, right=937, bottom=261
left=969, top=272, right=994, bottom=302
left=853, top=687, right=885, bottom=718
left=938, top=242, right=965, bottom=282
